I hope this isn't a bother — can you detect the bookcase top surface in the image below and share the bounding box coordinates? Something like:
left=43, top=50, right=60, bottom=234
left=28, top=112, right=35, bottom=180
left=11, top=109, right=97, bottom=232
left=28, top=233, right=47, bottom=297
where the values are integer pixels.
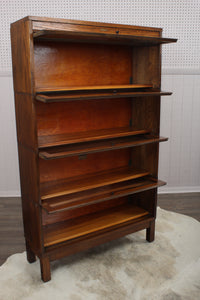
left=11, top=15, right=163, bottom=32
left=11, top=16, right=177, bottom=44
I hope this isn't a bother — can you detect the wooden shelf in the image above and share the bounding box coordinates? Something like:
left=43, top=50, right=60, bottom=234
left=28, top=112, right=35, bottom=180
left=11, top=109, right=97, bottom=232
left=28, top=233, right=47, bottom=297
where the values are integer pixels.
left=38, top=127, right=150, bottom=149
left=36, top=84, right=152, bottom=93
left=42, top=176, right=166, bottom=213
left=39, top=135, right=168, bottom=160
left=35, top=85, right=172, bottom=103
left=43, top=204, right=150, bottom=247
left=40, top=167, right=150, bottom=200
left=33, top=29, right=177, bottom=46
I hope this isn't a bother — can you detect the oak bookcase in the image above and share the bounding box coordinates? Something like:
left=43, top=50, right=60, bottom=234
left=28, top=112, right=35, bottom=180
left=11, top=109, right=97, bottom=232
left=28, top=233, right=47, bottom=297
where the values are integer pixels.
left=10, top=16, right=177, bottom=282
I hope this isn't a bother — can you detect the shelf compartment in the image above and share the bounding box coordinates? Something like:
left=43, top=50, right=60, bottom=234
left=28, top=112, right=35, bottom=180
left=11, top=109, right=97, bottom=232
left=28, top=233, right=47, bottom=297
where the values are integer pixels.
left=38, top=127, right=150, bottom=149
left=40, top=167, right=150, bottom=200
left=43, top=204, right=150, bottom=247
left=39, top=135, right=168, bottom=160
left=42, top=176, right=166, bottom=214
left=35, top=85, right=172, bottom=103
left=33, top=29, right=177, bottom=46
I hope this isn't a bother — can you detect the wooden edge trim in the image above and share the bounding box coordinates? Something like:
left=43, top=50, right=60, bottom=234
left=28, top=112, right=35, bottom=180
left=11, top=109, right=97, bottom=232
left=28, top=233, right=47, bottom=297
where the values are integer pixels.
left=25, top=16, right=163, bottom=32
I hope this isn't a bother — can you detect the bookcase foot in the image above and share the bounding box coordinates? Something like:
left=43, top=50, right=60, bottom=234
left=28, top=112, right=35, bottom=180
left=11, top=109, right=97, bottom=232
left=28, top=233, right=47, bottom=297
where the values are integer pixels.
left=146, top=220, right=155, bottom=242
left=25, top=241, right=36, bottom=263
left=40, top=257, right=51, bottom=282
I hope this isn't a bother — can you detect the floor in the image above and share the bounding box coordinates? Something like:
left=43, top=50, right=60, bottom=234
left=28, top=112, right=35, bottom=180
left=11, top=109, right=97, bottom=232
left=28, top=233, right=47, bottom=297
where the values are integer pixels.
left=0, top=193, right=199, bottom=266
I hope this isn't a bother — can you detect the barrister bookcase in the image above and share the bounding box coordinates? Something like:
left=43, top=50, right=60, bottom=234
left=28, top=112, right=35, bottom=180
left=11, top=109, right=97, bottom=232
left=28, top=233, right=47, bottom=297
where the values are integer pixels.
left=10, top=16, right=177, bottom=282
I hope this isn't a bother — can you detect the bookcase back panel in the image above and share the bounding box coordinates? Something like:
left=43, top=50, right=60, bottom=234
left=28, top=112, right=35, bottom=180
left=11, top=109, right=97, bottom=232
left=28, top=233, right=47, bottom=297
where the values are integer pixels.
left=34, top=41, right=132, bottom=89
left=36, top=98, right=131, bottom=136
left=42, top=196, right=129, bottom=225
left=39, top=148, right=131, bottom=183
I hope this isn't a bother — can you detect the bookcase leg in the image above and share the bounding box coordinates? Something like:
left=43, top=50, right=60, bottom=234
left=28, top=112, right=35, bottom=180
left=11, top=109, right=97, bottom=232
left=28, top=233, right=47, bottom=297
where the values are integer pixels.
left=25, top=240, right=36, bottom=263
left=146, top=220, right=155, bottom=242
left=40, top=256, right=51, bottom=282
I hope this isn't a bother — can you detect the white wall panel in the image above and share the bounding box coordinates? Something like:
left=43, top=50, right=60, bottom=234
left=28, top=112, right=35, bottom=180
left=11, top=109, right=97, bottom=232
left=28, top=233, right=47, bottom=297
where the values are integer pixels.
left=159, top=74, right=200, bottom=193
left=190, top=76, right=200, bottom=187
left=0, top=77, right=20, bottom=196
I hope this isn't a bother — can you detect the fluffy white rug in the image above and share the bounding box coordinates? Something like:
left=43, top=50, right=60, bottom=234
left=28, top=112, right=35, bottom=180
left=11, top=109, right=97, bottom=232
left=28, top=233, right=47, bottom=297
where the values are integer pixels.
left=0, top=207, right=200, bottom=300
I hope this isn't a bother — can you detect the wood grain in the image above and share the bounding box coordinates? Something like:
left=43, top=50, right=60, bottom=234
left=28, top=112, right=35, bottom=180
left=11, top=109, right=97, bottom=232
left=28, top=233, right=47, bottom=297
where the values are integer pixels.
left=36, top=84, right=153, bottom=93
left=26, top=16, right=163, bottom=34
left=42, top=197, right=129, bottom=226
left=34, top=41, right=132, bottom=90
left=39, top=148, right=132, bottom=184
left=39, top=135, right=168, bottom=159
left=43, top=204, right=149, bottom=247
left=42, top=177, right=166, bottom=213
left=10, top=18, right=43, bottom=257
left=45, top=217, right=153, bottom=262
left=131, top=96, right=161, bottom=177
left=1, top=194, right=199, bottom=265
left=36, top=98, right=132, bottom=138
left=36, top=89, right=172, bottom=103
left=40, top=166, right=150, bottom=200
left=38, top=128, right=150, bottom=148
left=132, top=46, right=161, bottom=89
left=32, top=27, right=176, bottom=45
left=40, top=256, right=51, bottom=282
left=10, top=19, right=35, bottom=94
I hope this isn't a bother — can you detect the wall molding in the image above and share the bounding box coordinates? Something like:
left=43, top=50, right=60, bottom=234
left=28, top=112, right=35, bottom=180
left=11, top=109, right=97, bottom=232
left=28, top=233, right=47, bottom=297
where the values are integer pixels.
left=158, top=186, right=200, bottom=194
left=0, top=191, right=21, bottom=197
left=0, top=71, right=12, bottom=77
left=162, top=68, right=200, bottom=75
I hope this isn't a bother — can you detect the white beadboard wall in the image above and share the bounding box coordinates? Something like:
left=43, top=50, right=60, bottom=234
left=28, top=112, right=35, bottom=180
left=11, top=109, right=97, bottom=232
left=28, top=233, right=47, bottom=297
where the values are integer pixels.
left=159, top=74, right=200, bottom=193
left=0, top=0, right=200, bottom=196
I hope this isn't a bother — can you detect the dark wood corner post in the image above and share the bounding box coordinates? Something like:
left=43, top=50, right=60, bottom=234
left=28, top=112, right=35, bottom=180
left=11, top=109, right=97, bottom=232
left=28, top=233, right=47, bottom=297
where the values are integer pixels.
left=40, top=256, right=51, bottom=282
left=25, top=240, right=36, bottom=263
left=146, top=220, right=155, bottom=242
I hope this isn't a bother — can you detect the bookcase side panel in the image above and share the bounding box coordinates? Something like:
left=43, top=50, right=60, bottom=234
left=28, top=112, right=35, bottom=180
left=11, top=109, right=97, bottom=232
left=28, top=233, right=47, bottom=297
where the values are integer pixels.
left=131, top=43, right=161, bottom=214
left=18, top=145, right=43, bottom=254
left=131, top=95, right=160, bottom=178
left=132, top=45, right=161, bottom=89
left=131, top=43, right=162, bottom=176
left=11, top=20, right=43, bottom=255
left=14, top=94, right=38, bottom=149
left=10, top=19, right=35, bottom=94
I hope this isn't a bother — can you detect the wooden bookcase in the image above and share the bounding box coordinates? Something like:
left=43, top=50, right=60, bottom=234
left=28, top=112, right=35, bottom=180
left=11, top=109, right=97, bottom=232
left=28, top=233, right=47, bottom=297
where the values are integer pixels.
left=10, top=16, right=177, bottom=282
